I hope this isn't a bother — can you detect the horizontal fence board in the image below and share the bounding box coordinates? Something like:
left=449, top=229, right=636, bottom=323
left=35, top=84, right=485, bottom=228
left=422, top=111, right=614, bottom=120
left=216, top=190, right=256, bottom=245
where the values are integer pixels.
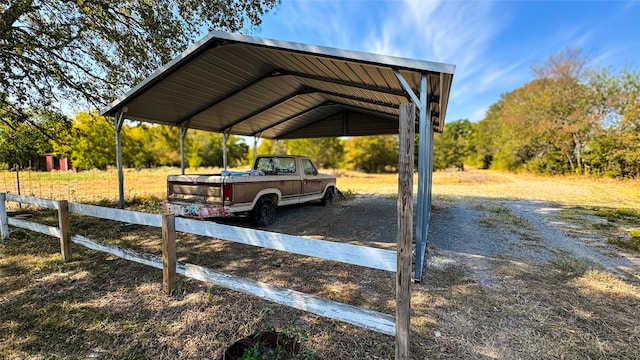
left=178, top=262, right=396, bottom=335
left=176, top=218, right=397, bottom=272
left=8, top=218, right=60, bottom=237
left=2, top=193, right=398, bottom=335
left=70, top=234, right=163, bottom=270
left=70, top=233, right=396, bottom=335
left=68, top=203, right=162, bottom=227
left=6, top=193, right=57, bottom=209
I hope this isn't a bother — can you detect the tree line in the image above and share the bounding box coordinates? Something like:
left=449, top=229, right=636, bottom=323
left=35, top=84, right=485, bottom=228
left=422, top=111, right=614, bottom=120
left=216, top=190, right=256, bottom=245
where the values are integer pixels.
left=1, top=39, right=638, bottom=177
left=0, top=110, right=403, bottom=172
left=434, top=49, right=639, bottom=179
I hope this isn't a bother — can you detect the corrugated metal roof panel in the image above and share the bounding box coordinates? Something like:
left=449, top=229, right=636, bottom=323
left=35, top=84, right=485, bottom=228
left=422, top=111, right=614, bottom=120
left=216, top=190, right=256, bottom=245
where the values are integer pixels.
left=101, top=31, right=455, bottom=138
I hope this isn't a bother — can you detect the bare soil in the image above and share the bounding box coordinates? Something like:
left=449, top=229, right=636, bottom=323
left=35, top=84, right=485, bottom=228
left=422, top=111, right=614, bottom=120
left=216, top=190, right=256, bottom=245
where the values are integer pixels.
left=1, top=170, right=639, bottom=359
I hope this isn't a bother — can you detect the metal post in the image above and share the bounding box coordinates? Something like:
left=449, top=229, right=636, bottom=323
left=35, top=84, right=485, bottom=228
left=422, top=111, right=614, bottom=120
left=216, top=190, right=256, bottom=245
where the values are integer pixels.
left=275, top=139, right=280, bottom=154
left=222, top=133, right=229, bottom=171
left=115, top=107, right=127, bottom=209
left=253, top=136, right=258, bottom=162
left=180, top=125, right=188, bottom=175
left=415, top=74, right=429, bottom=282
left=394, top=70, right=430, bottom=282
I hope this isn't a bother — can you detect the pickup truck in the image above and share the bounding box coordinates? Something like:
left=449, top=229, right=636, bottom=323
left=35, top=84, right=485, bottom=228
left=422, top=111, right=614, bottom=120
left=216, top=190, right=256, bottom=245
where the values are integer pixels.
left=165, top=155, right=336, bottom=226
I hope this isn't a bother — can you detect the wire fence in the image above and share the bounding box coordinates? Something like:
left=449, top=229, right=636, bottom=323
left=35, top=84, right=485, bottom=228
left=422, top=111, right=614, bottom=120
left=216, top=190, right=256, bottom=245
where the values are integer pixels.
left=0, top=167, right=195, bottom=208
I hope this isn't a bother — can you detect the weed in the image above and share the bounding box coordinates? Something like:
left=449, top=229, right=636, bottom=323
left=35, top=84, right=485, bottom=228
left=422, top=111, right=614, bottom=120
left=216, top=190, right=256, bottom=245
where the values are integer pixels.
left=592, top=222, right=615, bottom=230
left=337, top=188, right=356, bottom=200
left=551, top=256, right=589, bottom=276
left=608, top=237, right=640, bottom=251
left=594, top=207, right=640, bottom=223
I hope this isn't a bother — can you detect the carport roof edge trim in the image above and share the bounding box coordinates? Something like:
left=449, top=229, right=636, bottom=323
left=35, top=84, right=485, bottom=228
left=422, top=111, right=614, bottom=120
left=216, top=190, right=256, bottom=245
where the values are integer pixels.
left=100, top=30, right=456, bottom=117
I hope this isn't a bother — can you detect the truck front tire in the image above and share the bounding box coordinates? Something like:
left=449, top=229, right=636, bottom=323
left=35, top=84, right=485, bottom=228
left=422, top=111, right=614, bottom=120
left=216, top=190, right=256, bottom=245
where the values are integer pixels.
left=251, top=196, right=276, bottom=227
left=321, top=187, right=334, bottom=206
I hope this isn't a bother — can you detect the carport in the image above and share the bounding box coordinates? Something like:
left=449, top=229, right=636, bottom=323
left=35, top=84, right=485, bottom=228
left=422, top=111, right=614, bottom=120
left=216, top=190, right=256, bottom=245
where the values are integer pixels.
left=100, top=30, right=454, bottom=283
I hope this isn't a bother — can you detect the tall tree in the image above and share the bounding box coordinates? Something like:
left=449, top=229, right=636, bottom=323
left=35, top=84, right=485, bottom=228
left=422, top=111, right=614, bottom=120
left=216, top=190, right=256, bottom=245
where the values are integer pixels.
left=0, top=108, right=72, bottom=168
left=69, top=111, right=115, bottom=169
left=285, top=137, right=344, bottom=169
left=343, top=135, right=399, bottom=173
left=1, top=0, right=278, bottom=127
left=433, top=119, right=473, bottom=171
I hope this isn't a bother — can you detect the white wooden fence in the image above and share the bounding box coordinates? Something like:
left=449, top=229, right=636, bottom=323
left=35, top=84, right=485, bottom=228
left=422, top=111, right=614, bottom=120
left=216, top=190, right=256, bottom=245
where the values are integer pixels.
left=0, top=192, right=397, bottom=335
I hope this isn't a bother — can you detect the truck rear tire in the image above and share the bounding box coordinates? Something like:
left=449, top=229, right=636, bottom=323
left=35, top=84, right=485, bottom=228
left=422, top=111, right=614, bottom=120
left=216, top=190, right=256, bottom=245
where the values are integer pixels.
left=251, top=196, right=276, bottom=227
left=320, top=187, right=334, bottom=206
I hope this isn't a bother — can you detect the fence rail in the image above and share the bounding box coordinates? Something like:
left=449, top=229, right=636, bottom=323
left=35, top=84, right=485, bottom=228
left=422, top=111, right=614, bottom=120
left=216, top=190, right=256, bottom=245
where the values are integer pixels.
left=0, top=192, right=397, bottom=335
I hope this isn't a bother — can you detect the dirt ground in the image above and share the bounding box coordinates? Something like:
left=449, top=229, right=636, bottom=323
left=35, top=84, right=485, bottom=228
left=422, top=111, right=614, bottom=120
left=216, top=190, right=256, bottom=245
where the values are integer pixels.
left=1, top=170, right=639, bottom=359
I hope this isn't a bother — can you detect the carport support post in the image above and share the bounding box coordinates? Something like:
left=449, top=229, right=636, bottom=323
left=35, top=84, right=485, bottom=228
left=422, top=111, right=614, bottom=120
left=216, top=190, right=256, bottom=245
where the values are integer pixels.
left=222, top=133, right=229, bottom=171
left=415, top=74, right=430, bottom=282
left=180, top=124, right=189, bottom=175
left=394, top=70, right=430, bottom=282
left=253, top=136, right=258, bottom=162
left=396, top=103, right=415, bottom=360
left=115, top=108, right=127, bottom=209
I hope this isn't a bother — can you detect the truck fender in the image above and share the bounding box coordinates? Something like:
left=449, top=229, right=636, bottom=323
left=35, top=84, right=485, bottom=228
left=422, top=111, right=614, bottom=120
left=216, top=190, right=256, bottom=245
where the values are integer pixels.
left=322, top=182, right=337, bottom=194
left=250, top=188, right=282, bottom=208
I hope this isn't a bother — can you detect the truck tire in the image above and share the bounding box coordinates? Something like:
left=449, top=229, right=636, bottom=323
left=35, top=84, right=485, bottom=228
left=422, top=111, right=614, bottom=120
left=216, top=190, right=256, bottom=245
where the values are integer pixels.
left=320, top=187, right=334, bottom=206
left=251, top=195, right=276, bottom=227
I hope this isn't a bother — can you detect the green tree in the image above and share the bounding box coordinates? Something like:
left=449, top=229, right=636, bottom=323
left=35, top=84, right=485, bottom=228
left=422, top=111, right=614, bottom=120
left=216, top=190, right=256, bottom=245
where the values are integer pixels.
left=1, top=0, right=278, bottom=127
left=0, top=120, right=46, bottom=169
left=124, top=123, right=157, bottom=168
left=191, top=130, right=248, bottom=168
left=584, top=67, right=640, bottom=177
left=69, top=112, right=115, bottom=169
left=433, top=119, right=473, bottom=171
left=285, top=137, right=344, bottom=169
left=343, top=135, right=399, bottom=173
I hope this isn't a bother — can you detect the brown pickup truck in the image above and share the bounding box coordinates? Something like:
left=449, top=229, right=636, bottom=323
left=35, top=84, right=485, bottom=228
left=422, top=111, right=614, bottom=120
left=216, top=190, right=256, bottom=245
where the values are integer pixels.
left=165, top=155, right=336, bottom=226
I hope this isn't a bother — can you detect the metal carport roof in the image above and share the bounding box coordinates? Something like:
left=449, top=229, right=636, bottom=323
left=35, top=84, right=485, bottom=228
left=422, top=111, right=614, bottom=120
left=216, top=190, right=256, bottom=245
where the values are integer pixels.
left=101, top=31, right=455, bottom=283
left=100, top=31, right=455, bottom=138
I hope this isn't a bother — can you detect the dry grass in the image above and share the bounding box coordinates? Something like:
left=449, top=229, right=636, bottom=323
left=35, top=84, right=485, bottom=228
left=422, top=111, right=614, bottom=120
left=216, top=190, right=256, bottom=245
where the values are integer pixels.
left=1, top=168, right=639, bottom=359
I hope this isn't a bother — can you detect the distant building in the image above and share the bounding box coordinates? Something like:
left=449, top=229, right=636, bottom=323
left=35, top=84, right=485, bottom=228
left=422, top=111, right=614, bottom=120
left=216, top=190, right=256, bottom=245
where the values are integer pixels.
left=31, top=153, right=73, bottom=171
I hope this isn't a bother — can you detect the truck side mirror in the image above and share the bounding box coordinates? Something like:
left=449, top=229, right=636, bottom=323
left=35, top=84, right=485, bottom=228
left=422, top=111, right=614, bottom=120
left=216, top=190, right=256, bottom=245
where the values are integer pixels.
left=313, top=170, right=318, bottom=176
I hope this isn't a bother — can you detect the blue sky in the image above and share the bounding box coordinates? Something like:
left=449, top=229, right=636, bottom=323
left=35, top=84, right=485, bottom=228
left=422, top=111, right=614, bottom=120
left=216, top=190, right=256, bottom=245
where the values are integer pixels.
left=251, top=0, right=640, bottom=123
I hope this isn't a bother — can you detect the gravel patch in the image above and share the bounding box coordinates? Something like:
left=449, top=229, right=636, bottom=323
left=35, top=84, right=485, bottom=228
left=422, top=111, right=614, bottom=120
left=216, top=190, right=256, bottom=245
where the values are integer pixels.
left=428, top=196, right=640, bottom=285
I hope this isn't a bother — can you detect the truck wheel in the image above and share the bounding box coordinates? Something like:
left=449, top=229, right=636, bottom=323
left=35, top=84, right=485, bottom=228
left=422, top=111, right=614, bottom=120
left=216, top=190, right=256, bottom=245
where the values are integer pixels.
left=251, top=196, right=276, bottom=227
left=321, top=187, right=334, bottom=206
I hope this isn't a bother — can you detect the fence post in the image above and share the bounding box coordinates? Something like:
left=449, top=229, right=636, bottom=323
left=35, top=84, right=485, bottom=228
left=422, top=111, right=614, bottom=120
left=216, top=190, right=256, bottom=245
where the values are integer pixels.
left=162, top=214, right=177, bottom=295
left=57, top=200, right=72, bottom=262
left=0, top=193, right=8, bottom=240
left=396, top=103, right=415, bottom=360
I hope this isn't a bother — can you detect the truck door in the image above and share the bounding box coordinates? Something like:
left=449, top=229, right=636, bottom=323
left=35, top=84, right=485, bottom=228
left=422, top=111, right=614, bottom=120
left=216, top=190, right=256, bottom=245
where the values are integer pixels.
left=301, top=158, right=323, bottom=195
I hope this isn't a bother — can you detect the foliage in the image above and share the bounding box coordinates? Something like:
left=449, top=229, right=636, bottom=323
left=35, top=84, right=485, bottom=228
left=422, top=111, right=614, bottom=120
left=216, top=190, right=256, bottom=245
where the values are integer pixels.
left=284, top=137, right=344, bottom=169
left=0, top=109, right=72, bottom=168
left=343, top=135, right=399, bottom=173
left=0, top=0, right=278, bottom=130
left=186, top=130, right=248, bottom=168
left=465, top=48, right=640, bottom=178
left=433, top=119, right=473, bottom=170
left=68, top=112, right=115, bottom=170
left=60, top=112, right=249, bottom=170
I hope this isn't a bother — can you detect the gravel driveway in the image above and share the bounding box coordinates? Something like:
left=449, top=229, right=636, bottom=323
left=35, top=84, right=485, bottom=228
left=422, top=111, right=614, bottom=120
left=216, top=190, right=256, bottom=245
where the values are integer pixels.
left=428, top=196, right=640, bottom=285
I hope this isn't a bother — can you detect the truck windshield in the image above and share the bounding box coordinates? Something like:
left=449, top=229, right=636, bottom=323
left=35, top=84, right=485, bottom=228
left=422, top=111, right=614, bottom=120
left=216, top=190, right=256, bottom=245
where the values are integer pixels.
left=255, top=157, right=296, bottom=174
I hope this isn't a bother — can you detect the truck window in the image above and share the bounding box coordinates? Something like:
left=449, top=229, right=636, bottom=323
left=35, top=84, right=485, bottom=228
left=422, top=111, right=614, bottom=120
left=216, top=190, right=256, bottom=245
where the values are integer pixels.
left=255, top=157, right=296, bottom=174
left=302, top=159, right=317, bottom=175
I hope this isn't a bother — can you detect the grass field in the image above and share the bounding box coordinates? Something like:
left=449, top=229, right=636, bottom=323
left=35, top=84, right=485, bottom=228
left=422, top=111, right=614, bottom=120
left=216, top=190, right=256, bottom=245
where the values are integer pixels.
left=0, top=168, right=638, bottom=359
left=2, top=167, right=638, bottom=209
